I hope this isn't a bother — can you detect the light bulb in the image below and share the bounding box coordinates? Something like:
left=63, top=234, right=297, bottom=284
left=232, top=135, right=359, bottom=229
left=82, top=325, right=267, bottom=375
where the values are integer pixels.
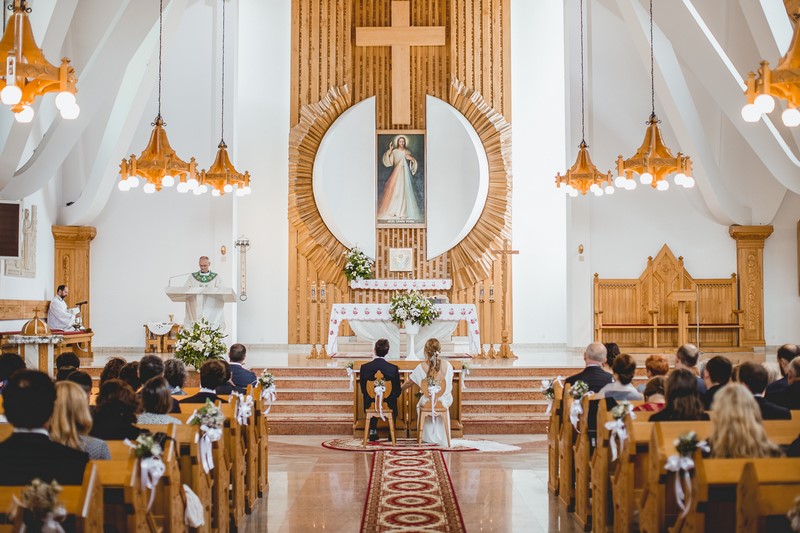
left=683, top=176, right=695, bottom=188
left=55, top=91, right=76, bottom=111
left=614, top=175, right=626, bottom=187
left=782, top=107, right=800, bottom=128
left=755, top=93, right=775, bottom=114
left=568, top=189, right=579, bottom=198
left=236, top=187, right=246, bottom=197
left=162, top=175, right=175, bottom=187
left=563, top=184, right=574, bottom=194
left=604, top=185, right=615, bottom=194
left=656, top=180, right=669, bottom=191
left=639, top=172, right=653, bottom=185
left=198, top=184, right=208, bottom=194
left=594, top=188, right=604, bottom=197
left=193, top=187, right=203, bottom=196
left=14, top=105, right=34, bottom=123
left=741, top=103, right=760, bottom=123
left=211, top=189, right=221, bottom=197
left=143, top=183, right=157, bottom=194
left=60, top=103, right=80, bottom=120
left=243, top=186, right=251, bottom=195
left=223, top=183, right=233, bottom=193
left=590, top=183, right=600, bottom=193
left=1, top=85, right=22, bottom=106
left=625, top=179, right=636, bottom=191
left=118, top=180, right=131, bottom=192
left=674, top=173, right=686, bottom=186
left=127, top=175, right=140, bottom=187
left=176, top=181, right=189, bottom=193
left=187, top=177, right=199, bottom=190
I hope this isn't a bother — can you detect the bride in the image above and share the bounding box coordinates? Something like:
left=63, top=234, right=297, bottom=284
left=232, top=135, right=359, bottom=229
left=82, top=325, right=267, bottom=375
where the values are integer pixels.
left=402, top=339, right=453, bottom=446
left=377, top=136, right=422, bottom=222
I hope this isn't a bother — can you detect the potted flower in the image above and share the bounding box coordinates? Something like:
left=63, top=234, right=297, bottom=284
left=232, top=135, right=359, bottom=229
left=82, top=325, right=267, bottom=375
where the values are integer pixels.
left=388, top=290, right=441, bottom=360
left=174, top=319, right=227, bottom=370
left=344, top=247, right=374, bottom=282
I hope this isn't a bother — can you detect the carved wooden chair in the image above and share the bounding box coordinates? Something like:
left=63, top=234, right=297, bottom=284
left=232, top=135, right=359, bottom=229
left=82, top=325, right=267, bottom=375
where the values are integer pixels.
left=418, top=376, right=451, bottom=447
left=143, top=325, right=161, bottom=353
left=363, top=370, right=396, bottom=446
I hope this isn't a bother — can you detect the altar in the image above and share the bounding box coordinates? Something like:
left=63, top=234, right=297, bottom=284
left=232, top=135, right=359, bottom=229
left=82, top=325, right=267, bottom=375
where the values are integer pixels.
left=326, top=303, right=481, bottom=358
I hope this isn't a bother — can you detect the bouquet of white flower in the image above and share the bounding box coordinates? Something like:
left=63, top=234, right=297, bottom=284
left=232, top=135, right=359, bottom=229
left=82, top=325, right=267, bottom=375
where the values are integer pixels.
left=174, top=319, right=227, bottom=370
left=389, top=290, right=441, bottom=327
left=344, top=247, right=374, bottom=282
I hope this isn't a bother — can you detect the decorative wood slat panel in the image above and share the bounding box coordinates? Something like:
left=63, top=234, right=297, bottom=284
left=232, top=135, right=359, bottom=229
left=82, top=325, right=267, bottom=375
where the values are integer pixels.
left=0, top=300, right=51, bottom=321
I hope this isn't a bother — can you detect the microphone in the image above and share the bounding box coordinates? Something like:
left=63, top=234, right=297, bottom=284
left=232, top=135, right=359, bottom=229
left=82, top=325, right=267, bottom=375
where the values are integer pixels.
left=167, top=272, right=193, bottom=286
left=75, top=301, right=88, bottom=306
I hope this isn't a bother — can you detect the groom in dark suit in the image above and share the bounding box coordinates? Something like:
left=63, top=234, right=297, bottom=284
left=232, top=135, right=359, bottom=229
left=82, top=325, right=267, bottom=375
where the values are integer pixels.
left=360, top=339, right=402, bottom=441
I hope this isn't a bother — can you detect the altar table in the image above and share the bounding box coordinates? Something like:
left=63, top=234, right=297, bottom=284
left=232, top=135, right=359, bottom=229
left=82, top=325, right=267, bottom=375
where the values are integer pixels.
left=326, top=303, right=481, bottom=357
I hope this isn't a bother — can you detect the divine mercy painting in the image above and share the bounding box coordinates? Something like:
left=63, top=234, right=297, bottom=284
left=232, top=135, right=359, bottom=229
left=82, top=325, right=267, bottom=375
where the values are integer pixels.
left=376, top=131, right=425, bottom=227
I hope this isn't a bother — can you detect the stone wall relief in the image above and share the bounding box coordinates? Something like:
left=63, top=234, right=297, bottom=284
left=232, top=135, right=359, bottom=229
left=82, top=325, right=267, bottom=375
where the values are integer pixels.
left=3, top=205, right=37, bottom=278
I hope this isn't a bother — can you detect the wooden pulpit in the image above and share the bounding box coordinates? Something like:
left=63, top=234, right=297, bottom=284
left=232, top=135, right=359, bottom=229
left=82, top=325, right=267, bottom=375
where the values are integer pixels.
left=668, top=289, right=697, bottom=348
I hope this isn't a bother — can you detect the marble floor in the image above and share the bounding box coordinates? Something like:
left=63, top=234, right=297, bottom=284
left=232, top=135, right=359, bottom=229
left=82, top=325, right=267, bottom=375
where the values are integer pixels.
left=239, top=435, right=582, bottom=532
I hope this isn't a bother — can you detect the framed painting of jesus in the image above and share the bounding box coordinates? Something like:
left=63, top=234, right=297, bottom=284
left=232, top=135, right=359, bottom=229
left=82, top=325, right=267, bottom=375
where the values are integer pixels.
left=376, top=130, right=426, bottom=227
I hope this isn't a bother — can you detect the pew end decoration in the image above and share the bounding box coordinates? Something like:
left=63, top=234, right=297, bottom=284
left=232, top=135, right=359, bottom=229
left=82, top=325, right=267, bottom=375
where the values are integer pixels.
left=258, top=369, right=277, bottom=414
left=605, top=400, right=635, bottom=462
left=188, top=399, right=225, bottom=473
left=388, top=290, right=441, bottom=327
left=9, top=478, right=66, bottom=532
left=124, top=433, right=166, bottom=511
left=345, top=361, right=354, bottom=391
left=568, top=380, right=590, bottom=429
left=174, top=319, right=226, bottom=370
left=666, top=431, right=710, bottom=517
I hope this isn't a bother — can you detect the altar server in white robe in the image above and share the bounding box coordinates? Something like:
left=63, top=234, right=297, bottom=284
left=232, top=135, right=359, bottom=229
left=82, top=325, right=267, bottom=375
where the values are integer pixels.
left=184, top=256, right=225, bottom=330
left=402, top=338, right=454, bottom=447
left=47, top=285, right=80, bottom=330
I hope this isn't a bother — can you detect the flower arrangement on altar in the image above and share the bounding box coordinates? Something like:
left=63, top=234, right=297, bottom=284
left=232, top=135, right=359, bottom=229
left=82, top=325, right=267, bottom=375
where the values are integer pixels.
left=9, top=478, right=66, bottom=531
left=174, top=319, right=227, bottom=370
left=344, top=247, right=374, bottom=282
left=388, top=290, right=441, bottom=327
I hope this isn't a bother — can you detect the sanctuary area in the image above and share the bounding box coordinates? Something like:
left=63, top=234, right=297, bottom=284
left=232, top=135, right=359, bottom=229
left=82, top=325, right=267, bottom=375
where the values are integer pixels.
left=0, top=0, right=799, bottom=531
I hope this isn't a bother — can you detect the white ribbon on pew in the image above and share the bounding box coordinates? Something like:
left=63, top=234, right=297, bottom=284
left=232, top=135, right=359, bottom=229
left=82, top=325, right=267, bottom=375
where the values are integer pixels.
left=261, top=385, right=277, bottom=415
left=140, top=455, right=166, bottom=511
left=374, top=385, right=387, bottom=421
left=664, top=441, right=710, bottom=517
left=461, top=367, right=470, bottom=390
left=428, top=384, right=442, bottom=419
left=604, top=411, right=635, bottom=462
left=569, top=391, right=592, bottom=430
left=346, top=367, right=354, bottom=391
left=10, top=496, right=66, bottom=532
left=233, top=393, right=254, bottom=426
left=543, top=376, right=564, bottom=415
left=195, top=425, right=223, bottom=474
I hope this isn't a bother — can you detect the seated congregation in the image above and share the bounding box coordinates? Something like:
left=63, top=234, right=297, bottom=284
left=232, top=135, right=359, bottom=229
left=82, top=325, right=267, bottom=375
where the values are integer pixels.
left=0, top=342, right=269, bottom=531
left=550, top=342, right=800, bottom=532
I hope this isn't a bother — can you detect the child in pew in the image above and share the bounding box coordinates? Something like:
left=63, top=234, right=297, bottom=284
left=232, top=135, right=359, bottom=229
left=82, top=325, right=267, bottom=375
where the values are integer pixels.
left=164, top=358, right=187, bottom=395
left=649, top=368, right=710, bottom=422
left=634, top=376, right=666, bottom=412
left=51, top=381, right=111, bottom=460
left=708, top=384, right=783, bottom=458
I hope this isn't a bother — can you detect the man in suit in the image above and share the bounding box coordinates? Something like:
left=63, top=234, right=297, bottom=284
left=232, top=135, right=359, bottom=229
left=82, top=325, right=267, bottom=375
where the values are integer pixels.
left=0, top=370, right=89, bottom=485
left=180, top=359, right=226, bottom=404
left=701, top=355, right=732, bottom=410
left=765, top=344, right=800, bottom=397
left=738, top=362, right=790, bottom=420
left=359, top=339, right=402, bottom=441
left=229, top=343, right=257, bottom=389
left=675, top=343, right=707, bottom=395
left=768, top=357, right=800, bottom=410
left=565, top=342, right=613, bottom=393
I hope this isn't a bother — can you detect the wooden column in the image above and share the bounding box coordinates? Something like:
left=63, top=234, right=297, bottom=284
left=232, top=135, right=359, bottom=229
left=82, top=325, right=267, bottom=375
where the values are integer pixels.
left=729, top=225, right=773, bottom=348
left=52, top=226, right=96, bottom=328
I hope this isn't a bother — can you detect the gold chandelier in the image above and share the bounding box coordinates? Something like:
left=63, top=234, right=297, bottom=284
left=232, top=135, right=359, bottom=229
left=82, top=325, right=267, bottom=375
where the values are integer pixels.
left=555, top=0, right=614, bottom=197
left=118, top=0, right=199, bottom=194
left=613, top=0, right=694, bottom=191
left=741, top=1, right=800, bottom=127
left=198, top=0, right=251, bottom=197
left=0, top=0, right=79, bottom=123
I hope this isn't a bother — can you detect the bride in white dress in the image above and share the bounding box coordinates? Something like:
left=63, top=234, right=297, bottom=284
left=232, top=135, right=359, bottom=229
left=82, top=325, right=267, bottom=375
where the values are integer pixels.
left=402, top=339, right=454, bottom=446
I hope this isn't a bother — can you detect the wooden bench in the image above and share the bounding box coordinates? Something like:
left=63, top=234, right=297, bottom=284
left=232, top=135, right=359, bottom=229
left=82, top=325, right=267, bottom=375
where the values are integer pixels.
left=611, top=416, right=656, bottom=533
left=558, top=385, right=576, bottom=510
left=574, top=396, right=600, bottom=530
left=94, top=458, right=155, bottom=532
left=253, top=383, right=270, bottom=497
left=737, top=459, right=800, bottom=533
left=173, top=424, right=213, bottom=532
left=547, top=379, right=564, bottom=494
left=220, top=401, right=246, bottom=528
left=135, top=424, right=187, bottom=533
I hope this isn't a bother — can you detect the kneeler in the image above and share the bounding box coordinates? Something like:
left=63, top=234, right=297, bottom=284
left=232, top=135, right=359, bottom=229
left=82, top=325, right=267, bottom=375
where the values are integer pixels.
left=363, top=370, right=397, bottom=446
left=418, top=377, right=451, bottom=448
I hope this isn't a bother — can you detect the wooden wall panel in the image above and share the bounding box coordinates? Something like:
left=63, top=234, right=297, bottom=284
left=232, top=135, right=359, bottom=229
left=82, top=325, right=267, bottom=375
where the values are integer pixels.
left=52, top=226, right=96, bottom=328
left=289, top=0, right=512, bottom=347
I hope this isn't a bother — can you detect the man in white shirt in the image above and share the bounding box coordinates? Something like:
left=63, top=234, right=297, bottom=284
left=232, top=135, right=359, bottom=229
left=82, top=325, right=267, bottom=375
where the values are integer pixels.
left=46, top=285, right=79, bottom=331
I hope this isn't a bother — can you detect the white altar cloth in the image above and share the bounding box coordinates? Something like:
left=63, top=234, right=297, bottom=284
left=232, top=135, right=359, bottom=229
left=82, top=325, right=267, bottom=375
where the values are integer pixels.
left=326, top=303, right=480, bottom=357
left=349, top=279, right=452, bottom=290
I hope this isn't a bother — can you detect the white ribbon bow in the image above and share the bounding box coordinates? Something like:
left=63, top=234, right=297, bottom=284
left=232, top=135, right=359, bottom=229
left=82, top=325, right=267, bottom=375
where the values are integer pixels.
left=373, top=385, right=386, bottom=421
left=664, top=441, right=709, bottom=517
left=234, top=393, right=254, bottom=426
left=604, top=419, right=628, bottom=462
left=140, top=455, right=166, bottom=511
left=10, top=497, right=66, bottom=533
left=569, top=392, right=592, bottom=429
left=462, top=367, right=470, bottom=390
left=195, top=425, right=223, bottom=474
left=346, top=367, right=354, bottom=391
left=261, top=385, right=277, bottom=415
left=428, top=384, right=442, bottom=418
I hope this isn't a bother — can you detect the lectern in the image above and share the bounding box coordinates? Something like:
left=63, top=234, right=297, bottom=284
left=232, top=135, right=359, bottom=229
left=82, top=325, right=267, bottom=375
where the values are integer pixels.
left=165, top=286, right=237, bottom=328
left=668, top=289, right=697, bottom=347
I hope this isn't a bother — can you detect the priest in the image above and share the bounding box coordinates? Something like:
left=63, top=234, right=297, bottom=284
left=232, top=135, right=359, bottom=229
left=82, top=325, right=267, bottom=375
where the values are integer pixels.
left=47, top=285, right=80, bottom=330
left=184, top=256, right=225, bottom=330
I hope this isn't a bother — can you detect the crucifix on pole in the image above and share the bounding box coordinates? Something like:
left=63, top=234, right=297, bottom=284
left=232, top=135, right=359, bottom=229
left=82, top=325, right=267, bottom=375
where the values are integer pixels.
left=490, top=239, right=518, bottom=359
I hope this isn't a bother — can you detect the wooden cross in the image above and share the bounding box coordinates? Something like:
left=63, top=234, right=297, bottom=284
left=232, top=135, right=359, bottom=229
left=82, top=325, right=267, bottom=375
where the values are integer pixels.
left=490, top=239, right=519, bottom=359
left=355, top=1, right=446, bottom=124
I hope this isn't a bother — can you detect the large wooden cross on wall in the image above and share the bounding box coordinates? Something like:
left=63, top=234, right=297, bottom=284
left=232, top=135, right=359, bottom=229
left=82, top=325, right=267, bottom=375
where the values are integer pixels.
left=355, top=0, right=446, bottom=124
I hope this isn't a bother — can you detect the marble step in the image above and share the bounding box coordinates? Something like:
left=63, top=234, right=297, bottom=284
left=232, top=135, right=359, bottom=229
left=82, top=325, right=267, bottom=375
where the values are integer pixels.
left=462, top=388, right=543, bottom=401
left=462, top=376, right=542, bottom=389
left=278, top=389, right=352, bottom=401
left=269, top=400, right=352, bottom=415
left=462, top=400, right=550, bottom=414
left=462, top=414, right=549, bottom=434
left=266, top=414, right=352, bottom=435
left=273, top=376, right=352, bottom=389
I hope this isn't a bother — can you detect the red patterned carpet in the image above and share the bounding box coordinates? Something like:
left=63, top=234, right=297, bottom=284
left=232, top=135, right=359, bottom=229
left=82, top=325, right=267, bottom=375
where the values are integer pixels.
left=323, top=437, right=477, bottom=452
left=361, top=449, right=466, bottom=532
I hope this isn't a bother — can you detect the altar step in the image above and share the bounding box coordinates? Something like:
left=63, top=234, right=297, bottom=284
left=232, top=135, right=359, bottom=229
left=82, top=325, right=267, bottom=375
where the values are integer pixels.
left=332, top=336, right=471, bottom=355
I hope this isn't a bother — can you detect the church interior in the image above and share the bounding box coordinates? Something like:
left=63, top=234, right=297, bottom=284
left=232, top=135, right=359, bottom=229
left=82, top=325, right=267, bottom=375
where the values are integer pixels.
left=0, top=0, right=800, bottom=531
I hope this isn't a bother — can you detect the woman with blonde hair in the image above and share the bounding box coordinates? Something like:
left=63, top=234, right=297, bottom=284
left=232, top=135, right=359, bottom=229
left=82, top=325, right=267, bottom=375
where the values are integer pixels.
left=401, top=338, right=454, bottom=446
left=709, top=383, right=783, bottom=459
left=51, top=381, right=111, bottom=460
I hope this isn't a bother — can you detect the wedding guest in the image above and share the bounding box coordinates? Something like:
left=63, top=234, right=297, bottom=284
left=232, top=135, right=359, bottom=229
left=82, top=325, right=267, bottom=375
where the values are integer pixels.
left=604, top=342, right=621, bottom=370
left=649, top=369, right=709, bottom=422
left=767, top=357, right=800, bottom=410
left=215, top=360, right=245, bottom=395
left=360, top=339, right=401, bottom=442
left=51, top=381, right=110, bottom=460
left=738, top=361, right=790, bottom=420
left=90, top=379, right=142, bottom=440
left=229, top=344, right=258, bottom=389
left=401, top=339, right=454, bottom=447
left=138, top=377, right=183, bottom=425
left=139, top=355, right=166, bottom=385
left=702, top=355, right=733, bottom=410
left=634, top=376, right=666, bottom=412
left=55, top=352, right=80, bottom=374
left=0, top=352, right=25, bottom=393
left=0, top=370, right=89, bottom=485
left=180, top=360, right=225, bottom=404
left=709, top=384, right=782, bottom=458
left=674, top=344, right=707, bottom=395
left=765, top=344, right=800, bottom=396
left=99, top=357, right=127, bottom=386
left=66, top=370, right=93, bottom=396
left=119, top=361, right=142, bottom=391
left=597, top=354, right=643, bottom=401
left=565, top=343, right=613, bottom=393
left=164, top=358, right=187, bottom=395
left=762, top=362, right=781, bottom=385
left=637, top=354, right=669, bottom=393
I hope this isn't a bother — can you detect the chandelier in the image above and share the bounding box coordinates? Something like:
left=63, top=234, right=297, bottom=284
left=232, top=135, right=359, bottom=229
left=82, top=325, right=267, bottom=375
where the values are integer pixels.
left=555, top=0, right=614, bottom=197
left=198, top=0, right=251, bottom=197
left=0, top=0, right=79, bottom=123
left=741, top=2, right=800, bottom=127
left=118, top=0, right=199, bottom=194
left=613, top=0, right=694, bottom=191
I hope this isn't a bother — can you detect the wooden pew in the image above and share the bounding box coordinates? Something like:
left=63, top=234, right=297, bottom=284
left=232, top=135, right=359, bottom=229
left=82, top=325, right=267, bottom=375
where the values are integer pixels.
left=737, top=459, right=800, bottom=533
left=547, top=379, right=564, bottom=494
left=136, top=424, right=188, bottom=533
left=0, top=463, right=103, bottom=532
left=558, top=384, right=576, bottom=510
left=242, top=386, right=259, bottom=512
left=574, top=396, right=600, bottom=530
left=220, top=401, right=246, bottom=528
left=611, top=415, right=655, bottom=533
left=173, top=424, right=212, bottom=533
left=253, top=383, right=270, bottom=497
left=94, top=458, right=155, bottom=532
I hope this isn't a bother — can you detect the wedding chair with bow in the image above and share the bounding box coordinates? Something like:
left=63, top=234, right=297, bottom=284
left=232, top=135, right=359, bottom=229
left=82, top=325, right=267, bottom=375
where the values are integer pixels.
left=418, top=376, right=451, bottom=448
left=363, top=371, right=396, bottom=446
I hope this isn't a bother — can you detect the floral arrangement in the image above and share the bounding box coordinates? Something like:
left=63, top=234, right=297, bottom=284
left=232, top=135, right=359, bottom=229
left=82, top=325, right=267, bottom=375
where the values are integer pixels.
left=373, top=377, right=385, bottom=389
left=124, top=433, right=166, bottom=511
left=569, top=380, right=589, bottom=399
left=611, top=401, right=633, bottom=421
left=542, top=379, right=556, bottom=401
left=345, top=361, right=354, bottom=371
left=674, top=431, right=707, bottom=457
left=425, top=376, right=440, bottom=389
left=188, top=398, right=225, bottom=433
left=128, top=433, right=163, bottom=459
left=10, top=478, right=66, bottom=529
left=258, top=369, right=275, bottom=389
left=389, top=290, right=441, bottom=327
left=344, top=247, right=374, bottom=282
left=174, top=319, right=227, bottom=370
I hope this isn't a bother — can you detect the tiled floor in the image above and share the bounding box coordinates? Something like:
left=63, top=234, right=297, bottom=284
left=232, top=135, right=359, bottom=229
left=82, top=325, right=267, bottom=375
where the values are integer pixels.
left=239, top=435, right=582, bottom=532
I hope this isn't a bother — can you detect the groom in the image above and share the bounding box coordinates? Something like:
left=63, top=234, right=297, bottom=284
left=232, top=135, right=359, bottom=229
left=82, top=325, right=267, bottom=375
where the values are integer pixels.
left=360, top=339, right=402, bottom=441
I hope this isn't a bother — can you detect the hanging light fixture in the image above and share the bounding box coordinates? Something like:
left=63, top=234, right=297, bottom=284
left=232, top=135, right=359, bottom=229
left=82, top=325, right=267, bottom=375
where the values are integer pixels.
left=0, top=0, right=79, bottom=122
left=118, top=0, right=199, bottom=194
left=198, top=0, right=251, bottom=197
left=742, top=3, right=800, bottom=127
left=555, top=0, right=614, bottom=197
left=613, top=0, right=694, bottom=191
